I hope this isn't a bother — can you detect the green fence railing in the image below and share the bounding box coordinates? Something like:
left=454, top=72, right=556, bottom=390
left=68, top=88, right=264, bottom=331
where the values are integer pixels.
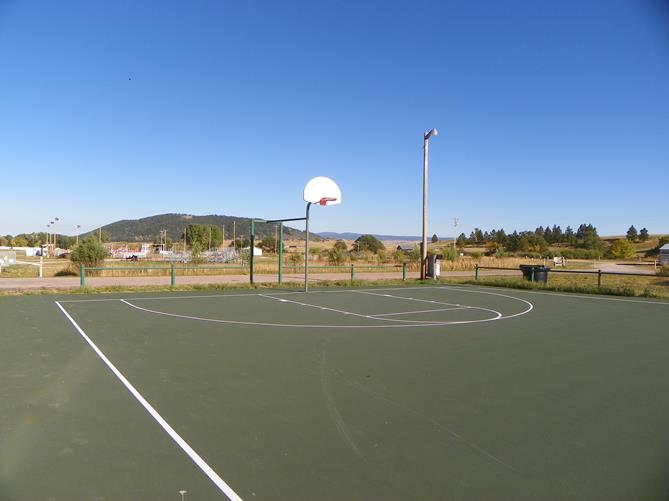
left=474, top=265, right=658, bottom=288
left=79, top=262, right=410, bottom=288
left=79, top=264, right=245, bottom=288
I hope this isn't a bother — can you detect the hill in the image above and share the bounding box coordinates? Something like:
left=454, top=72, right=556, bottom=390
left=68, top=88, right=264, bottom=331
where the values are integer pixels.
left=82, top=213, right=319, bottom=243
left=317, top=231, right=424, bottom=241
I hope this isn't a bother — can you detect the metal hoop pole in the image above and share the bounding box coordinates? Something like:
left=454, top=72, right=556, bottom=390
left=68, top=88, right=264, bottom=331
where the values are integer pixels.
left=304, top=202, right=312, bottom=292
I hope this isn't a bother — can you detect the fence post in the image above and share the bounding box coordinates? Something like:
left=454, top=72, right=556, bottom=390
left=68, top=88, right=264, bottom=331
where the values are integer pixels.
left=171, top=263, right=176, bottom=287
left=475, top=264, right=479, bottom=280
left=350, top=264, right=355, bottom=283
left=80, top=265, right=85, bottom=287
left=402, top=262, right=407, bottom=281
left=597, top=270, right=602, bottom=288
left=530, top=268, right=535, bottom=282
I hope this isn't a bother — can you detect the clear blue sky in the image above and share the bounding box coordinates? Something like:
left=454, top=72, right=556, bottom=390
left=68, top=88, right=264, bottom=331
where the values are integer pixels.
left=1, top=0, right=668, bottom=238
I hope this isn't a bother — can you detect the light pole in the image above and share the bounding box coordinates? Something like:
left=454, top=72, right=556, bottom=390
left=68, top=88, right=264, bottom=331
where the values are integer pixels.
left=53, top=217, right=60, bottom=250
left=421, top=128, right=438, bottom=280
left=50, top=220, right=55, bottom=253
left=76, top=225, right=81, bottom=246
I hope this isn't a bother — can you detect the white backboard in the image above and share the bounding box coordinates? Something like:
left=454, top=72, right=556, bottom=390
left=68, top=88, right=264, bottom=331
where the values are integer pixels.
left=303, top=177, right=341, bottom=205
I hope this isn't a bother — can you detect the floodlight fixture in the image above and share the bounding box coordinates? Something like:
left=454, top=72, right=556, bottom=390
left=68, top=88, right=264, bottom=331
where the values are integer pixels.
left=424, top=128, right=438, bottom=140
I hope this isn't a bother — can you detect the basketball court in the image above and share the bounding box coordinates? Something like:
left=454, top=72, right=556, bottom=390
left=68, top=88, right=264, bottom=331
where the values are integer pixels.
left=2, top=284, right=669, bottom=500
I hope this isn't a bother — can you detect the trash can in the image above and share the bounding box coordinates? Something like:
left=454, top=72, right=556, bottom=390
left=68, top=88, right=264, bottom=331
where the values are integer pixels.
left=427, top=254, right=442, bottom=279
left=519, top=265, right=548, bottom=283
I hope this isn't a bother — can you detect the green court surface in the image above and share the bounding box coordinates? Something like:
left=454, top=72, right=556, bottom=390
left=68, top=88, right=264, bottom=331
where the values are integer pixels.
left=2, top=285, right=669, bottom=500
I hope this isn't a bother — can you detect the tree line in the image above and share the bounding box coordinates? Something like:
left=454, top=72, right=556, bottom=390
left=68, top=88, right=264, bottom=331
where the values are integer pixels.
left=455, top=223, right=650, bottom=252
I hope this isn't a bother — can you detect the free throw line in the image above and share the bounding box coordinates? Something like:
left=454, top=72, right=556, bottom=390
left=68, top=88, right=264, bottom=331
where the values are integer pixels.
left=55, top=301, right=244, bottom=501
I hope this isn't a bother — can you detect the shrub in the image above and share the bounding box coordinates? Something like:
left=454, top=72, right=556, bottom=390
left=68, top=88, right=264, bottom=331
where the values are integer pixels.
left=441, top=246, right=458, bottom=261
left=333, top=240, right=348, bottom=252
left=190, top=242, right=205, bottom=265
left=353, top=234, right=385, bottom=254
left=607, top=239, right=636, bottom=259
left=70, top=237, right=108, bottom=268
left=327, top=247, right=347, bottom=265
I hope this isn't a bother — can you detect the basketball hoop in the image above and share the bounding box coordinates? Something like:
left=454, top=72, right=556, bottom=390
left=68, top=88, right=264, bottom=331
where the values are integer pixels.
left=304, top=177, right=341, bottom=205
left=318, top=197, right=337, bottom=206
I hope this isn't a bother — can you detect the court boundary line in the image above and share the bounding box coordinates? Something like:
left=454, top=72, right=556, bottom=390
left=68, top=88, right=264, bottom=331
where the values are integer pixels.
left=56, top=284, right=669, bottom=306
left=54, top=301, right=244, bottom=501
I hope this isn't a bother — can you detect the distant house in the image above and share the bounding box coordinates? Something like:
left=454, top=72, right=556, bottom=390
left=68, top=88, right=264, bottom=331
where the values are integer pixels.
left=396, top=245, right=414, bottom=253
left=243, top=246, right=263, bottom=256
left=660, top=244, right=669, bottom=266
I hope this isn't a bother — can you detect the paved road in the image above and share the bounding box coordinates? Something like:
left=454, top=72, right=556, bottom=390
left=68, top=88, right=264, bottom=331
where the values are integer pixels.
left=0, top=269, right=521, bottom=292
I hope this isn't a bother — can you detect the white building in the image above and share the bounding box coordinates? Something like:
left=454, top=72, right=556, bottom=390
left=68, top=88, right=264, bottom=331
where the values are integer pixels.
left=0, top=246, right=42, bottom=257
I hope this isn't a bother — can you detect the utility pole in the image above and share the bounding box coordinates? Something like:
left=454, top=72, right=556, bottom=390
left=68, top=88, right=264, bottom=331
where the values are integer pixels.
left=453, top=217, right=459, bottom=254
left=233, top=221, right=236, bottom=251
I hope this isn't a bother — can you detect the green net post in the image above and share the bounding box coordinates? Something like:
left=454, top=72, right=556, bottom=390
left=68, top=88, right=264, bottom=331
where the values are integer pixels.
left=402, top=262, right=407, bottom=281
left=350, top=264, right=355, bottom=283
left=80, top=265, right=85, bottom=287
left=475, top=264, right=479, bottom=280
left=171, top=263, right=176, bottom=287
left=278, top=223, right=284, bottom=285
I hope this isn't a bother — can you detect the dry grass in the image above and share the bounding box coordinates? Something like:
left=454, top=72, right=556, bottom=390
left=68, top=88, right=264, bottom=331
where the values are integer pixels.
left=445, top=272, right=669, bottom=299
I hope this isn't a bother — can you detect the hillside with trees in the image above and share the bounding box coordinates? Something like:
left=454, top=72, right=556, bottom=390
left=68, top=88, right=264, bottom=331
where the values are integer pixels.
left=78, top=213, right=318, bottom=243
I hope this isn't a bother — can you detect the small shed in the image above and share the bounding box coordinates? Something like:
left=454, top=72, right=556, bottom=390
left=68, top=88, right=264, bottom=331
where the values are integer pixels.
left=659, top=244, right=669, bottom=266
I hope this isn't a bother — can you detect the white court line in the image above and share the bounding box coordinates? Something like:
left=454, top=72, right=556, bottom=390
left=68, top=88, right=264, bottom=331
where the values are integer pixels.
left=55, top=301, right=244, bottom=501
left=350, top=290, right=504, bottom=323
left=121, top=299, right=467, bottom=328
left=258, top=294, right=377, bottom=320
left=353, top=290, right=464, bottom=308
left=260, top=294, right=501, bottom=325
left=371, top=307, right=469, bottom=317
left=120, top=294, right=526, bottom=328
